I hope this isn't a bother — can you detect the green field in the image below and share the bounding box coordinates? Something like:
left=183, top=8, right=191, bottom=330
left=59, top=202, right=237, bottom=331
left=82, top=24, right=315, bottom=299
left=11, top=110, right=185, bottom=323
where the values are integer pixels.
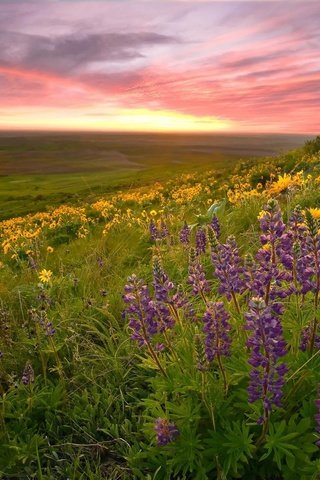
left=0, top=132, right=310, bottom=220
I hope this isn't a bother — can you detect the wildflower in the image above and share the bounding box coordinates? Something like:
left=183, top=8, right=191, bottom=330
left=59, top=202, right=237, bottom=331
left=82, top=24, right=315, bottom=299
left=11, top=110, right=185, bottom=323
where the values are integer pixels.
left=315, top=388, right=320, bottom=447
left=38, top=269, right=53, bottom=284
left=44, top=321, right=55, bottom=336
left=97, top=256, right=104, bottom=268
left=150, top=210, right=157, bottom=217
left=28, top=256, right=38, bottom=270
left=152, top=256, right=176, bottom=331
left=160, top=220, right=169, bottom=239
left=300, top=325, right=320, bottom=352
left=21, top=362, right=35, bottom=385
left=211, top=235, right=246, bottom=311
left=253, top=200, right=292, bottom=302
left=188, top=248, right=210, bottom=297
left=149, top=220, right=158, bottom=241
left=154, top=418, right=179, bottom=446
left=210, top=214, right=221, bottom=238
left=123, top=274, right=158, bottom=346
left=195, top=227, right=207, bottom=256
left=47, top=246, right=54, bottom=253
left=279, top=206, right=311, bottom=294
left=267, top=172, right=304, bottom=196
left=179, top=222, right=191, bottom=245
left=203, top=302, right=231, bottom=362
left=309, top=208, right=320, bottom=220
left=245, top=297, right=287, bottom=417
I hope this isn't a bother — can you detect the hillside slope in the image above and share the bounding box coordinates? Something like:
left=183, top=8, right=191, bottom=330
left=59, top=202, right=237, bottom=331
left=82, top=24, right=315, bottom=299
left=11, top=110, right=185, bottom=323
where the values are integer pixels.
left=0, top=136, right=320, bottom=479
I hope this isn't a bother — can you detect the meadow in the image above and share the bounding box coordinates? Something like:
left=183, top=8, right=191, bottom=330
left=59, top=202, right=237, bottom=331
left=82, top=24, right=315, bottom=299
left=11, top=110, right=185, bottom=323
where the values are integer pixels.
left=0, top=132, right=309, bottom=219
left=0, top=133, right=320, bottom=479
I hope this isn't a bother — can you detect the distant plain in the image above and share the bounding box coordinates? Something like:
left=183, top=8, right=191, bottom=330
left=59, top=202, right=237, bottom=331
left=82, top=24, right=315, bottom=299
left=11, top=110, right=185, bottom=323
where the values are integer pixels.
left=0, top=132, right=311, bottom=220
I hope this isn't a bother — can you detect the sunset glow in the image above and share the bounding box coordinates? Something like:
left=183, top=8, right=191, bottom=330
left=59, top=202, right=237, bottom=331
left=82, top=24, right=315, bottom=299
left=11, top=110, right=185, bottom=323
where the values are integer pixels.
left=1, top=1, right=319, bottom=133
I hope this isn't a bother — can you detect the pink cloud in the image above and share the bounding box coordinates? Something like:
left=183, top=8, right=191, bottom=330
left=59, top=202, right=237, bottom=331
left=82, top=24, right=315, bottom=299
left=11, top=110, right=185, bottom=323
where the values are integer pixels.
left=0, top=1, right=319, bottom=133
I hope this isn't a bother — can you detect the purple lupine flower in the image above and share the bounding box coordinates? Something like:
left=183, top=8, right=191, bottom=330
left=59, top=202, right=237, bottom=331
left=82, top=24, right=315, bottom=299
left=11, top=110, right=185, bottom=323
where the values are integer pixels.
left=315, top=389, right=320, bottom=448
left=203, top=302, right=231, bottom=362
left=44, top=321, right=55, bottom=336
left=252, top=200, right=292, bottom=302
left=172, top=285, right=196, bottom=321
left=210, top=214, right=221, bottom=238
left=211, top=235, right=246, bottom=302
left=123, top=274, right=158, bottom=346
left=28, top=256, right=38, bottom=270
left=22, top=362, right=35, bottom=385
left=154, top=418, right=179, bottom=446
left=153, top=256, right=175, bottom=303
left=188, top=248, right=210, bottom=297
left=160, top=220, right=169, bottom=239
left=299, top=211, right=320, bottom=351
left=245, top=297, right=287, bottom=416
left=179, top=222, right=191, bottom=245
left=152, top=257, right=176, bottom=331
left=196, top=227, right=207, bottom=256
left=97, top=256, right=104, bottom=268
left=300, top=325, right=320, bottom=352
left=277, top=206, right=311, bottom=294
left=259, top=199, right=286, bottom=243
left=149, top=220, right=158, bottom=241
left=303, top=210, right=320, bottom=295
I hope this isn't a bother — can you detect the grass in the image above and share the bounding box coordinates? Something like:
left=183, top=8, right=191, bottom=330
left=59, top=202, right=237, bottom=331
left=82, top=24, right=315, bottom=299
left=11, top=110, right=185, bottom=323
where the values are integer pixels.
left=0, top=134, right=320, bottom=479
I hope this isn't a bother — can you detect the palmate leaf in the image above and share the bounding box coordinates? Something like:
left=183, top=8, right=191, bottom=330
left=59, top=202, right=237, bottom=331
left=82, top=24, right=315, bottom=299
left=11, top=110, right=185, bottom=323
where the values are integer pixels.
left=205, top=421, right=255, bottom=476
left=222, top=421, right=255, bottom=475
left=260, top=421, right=300, bottom=470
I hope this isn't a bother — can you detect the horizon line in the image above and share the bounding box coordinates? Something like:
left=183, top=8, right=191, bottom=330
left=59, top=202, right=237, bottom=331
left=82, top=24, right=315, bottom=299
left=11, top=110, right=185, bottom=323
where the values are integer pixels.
left=0, top=128, right=316, bottom=137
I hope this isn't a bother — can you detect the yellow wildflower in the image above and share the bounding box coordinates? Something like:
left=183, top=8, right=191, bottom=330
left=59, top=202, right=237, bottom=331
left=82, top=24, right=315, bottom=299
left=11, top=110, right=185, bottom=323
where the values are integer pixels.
left=39, top=269, right=53, bottom=284
left=309, top=208, right=320, bottom=219
left=267, top=172, right=304, bottom=196
left=47, top=246, right=54, bottom=253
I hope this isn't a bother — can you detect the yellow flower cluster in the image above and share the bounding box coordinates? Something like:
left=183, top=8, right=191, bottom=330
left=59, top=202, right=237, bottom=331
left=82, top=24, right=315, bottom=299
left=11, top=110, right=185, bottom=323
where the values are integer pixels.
left=116, top=183, right=164, bottom=205
left=91, top=199, right=115, bottom=219
left=0, top=205, right=90, bottom=256
left=266, top=172, right=305, bottom=196
left=227, top=183, right=261, bottom=204
left=171, top=183, right=203, bottom=204
left=309, top=208, right=320, bottom=219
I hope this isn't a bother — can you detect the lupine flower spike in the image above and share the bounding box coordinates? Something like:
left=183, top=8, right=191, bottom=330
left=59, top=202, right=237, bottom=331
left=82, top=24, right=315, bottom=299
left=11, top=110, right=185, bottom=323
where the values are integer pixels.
left=154, top=418, right=179, bottom=446
left=188, top=248, right=210, bottom=301
left=203, top=301, right=231, bottom=392
left=179, top=222, right=191, bottom=245
left=22, top=361, right=35, bottom=386
left=245, top=297, right=287, bottom=424
left=315, top=388, right=320, bottom=448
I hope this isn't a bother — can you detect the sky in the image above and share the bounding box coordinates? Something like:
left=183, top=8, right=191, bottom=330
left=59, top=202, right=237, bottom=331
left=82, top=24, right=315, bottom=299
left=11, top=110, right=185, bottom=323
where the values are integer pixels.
left=0, top=1, right=319, bottom=134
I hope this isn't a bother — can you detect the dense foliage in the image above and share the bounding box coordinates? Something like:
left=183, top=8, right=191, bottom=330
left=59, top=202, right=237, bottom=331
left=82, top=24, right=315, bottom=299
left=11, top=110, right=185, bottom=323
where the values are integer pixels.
left=1, top=137, right=320, bottom=479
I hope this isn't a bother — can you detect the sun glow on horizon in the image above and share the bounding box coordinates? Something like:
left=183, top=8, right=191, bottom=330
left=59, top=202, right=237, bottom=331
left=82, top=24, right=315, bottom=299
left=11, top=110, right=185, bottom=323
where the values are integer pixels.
left=0, top=107, right=234, bottom=133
